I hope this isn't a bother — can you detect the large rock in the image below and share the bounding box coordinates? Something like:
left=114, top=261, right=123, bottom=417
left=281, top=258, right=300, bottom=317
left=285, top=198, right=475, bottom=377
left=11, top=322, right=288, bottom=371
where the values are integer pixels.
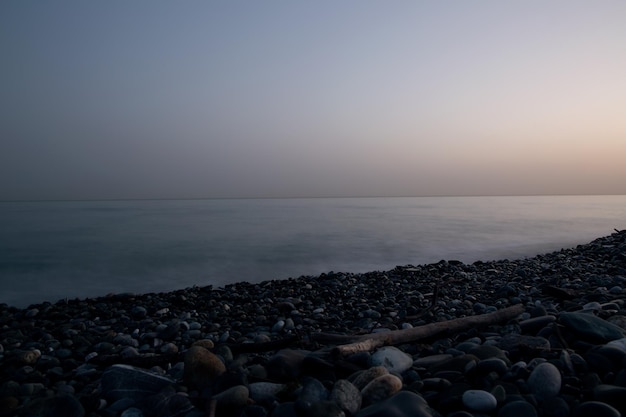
left=101, top=364, right=175, bottom=402
left=559, top=312, right=626, bottom=343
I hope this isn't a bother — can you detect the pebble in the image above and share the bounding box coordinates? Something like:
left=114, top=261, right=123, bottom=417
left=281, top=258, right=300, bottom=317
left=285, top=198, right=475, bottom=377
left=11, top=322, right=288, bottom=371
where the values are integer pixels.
left=361, top=374, right=403, bottom=405
left=213, top=385, right=250, bottom=408
left=249, top=382, right=286, bottom=402
left=461, top=389, right=497, bottom=411
left=330, top=379, right=362, bottom=415
left=527, top=362, right=561, bottom=401
left=18, top=394, right=85, bottom=417
left=183, top=346, right=226, bottom=391
left=298, top=377, right=328, bottom=404
left=370, top=346, right=414, bottom=374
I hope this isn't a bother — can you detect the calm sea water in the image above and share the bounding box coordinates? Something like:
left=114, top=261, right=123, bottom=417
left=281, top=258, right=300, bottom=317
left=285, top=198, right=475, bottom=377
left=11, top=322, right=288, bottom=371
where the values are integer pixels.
left=1, top=195, right=625, bottom=308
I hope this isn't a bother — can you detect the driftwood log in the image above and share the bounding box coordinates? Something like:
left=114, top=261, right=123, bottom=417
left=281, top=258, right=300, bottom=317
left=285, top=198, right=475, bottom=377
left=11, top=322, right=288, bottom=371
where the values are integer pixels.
left=312, top=303, right=525, bottom=356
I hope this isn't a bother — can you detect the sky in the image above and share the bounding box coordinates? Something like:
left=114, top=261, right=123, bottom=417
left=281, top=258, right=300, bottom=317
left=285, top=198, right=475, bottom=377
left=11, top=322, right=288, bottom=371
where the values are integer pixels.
left=1, top=1, right=625, bottom=200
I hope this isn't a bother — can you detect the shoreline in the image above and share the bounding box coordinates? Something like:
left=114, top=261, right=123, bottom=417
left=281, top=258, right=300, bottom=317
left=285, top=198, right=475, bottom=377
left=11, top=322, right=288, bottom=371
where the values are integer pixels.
left=1, top=230, right=625, bottom=416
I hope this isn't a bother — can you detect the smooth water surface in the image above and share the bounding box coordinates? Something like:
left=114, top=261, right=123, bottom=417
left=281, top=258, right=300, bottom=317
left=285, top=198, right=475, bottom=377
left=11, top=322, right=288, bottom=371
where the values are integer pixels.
left=1, top=195, right=625, bottom=307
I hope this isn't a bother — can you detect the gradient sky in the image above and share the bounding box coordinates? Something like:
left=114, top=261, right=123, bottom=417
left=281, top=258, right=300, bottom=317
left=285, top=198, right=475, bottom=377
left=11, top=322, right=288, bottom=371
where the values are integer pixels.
left=1, top=1, right=625, bottom=200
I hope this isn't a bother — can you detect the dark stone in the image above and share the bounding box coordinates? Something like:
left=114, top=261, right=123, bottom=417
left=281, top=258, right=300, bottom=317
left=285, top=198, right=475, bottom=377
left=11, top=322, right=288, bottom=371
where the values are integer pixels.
left=184, top=345, right=226, bottom=391
left=540, top=396, right=570, bottom=417
left=330, top=379, right=361, bottom=415
left=497, top=400, right=538, bottom=417
left=356, top=391, right=434, bottom=417
left=296, top=400, right=345, bottom=417
left=559, top=312, right=626, bottom=343
left=468, top=345, right=510, bottom=365
left=475, top=358, right=508, bottom=375
left=297, top=377, right=328, bottom=404
left=519, top=316, right=556, bottom=334
left=497, top=334, right=550, bottom=358
left=267, top=350, right=308, bottom=381
left=542, top=286, right=578, bottom=299
left=101, top=364, right=175, bottom=402
left=593, top=384, right=626, bottom=413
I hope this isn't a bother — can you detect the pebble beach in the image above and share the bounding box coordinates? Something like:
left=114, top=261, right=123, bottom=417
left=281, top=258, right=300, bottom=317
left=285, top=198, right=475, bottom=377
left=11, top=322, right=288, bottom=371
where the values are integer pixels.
left=1, top=230, right=626, bottom=417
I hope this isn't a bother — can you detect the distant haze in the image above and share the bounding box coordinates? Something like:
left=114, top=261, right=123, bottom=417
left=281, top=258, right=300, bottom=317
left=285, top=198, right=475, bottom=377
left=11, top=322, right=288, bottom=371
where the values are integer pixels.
left=1, top=2, right=625, bottom=200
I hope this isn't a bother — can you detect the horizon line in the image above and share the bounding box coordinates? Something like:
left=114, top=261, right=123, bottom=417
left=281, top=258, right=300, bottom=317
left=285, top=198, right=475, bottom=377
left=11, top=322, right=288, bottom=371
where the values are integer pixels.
left=1, top=192, right=625, bottom=203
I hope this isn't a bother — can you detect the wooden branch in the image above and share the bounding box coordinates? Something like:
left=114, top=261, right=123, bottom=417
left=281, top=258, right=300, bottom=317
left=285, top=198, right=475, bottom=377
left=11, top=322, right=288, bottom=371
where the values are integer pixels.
left=312, top=304, right=525, bottom=356
left=333, top=338, right=386, bottom=356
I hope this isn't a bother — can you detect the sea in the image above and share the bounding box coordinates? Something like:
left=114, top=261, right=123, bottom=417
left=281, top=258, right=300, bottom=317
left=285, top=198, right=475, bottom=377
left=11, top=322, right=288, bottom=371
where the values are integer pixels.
left=1, top=195, right=625, bottom=308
